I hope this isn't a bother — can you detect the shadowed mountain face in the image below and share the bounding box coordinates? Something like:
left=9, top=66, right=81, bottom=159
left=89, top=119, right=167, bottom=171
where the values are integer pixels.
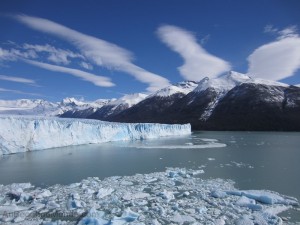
left=205, top=84, right=300, bottom=131
left=58, top=72, right=300, bottom=131
left=109, top=84, right=300, bottom=131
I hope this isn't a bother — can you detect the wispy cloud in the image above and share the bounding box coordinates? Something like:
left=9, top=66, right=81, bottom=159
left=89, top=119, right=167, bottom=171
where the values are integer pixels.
left=0, top=74, right=37, bottom=85
left=248, top=25, right=300, bottom=81
left=23, top=43, right=84, bottom=65
left=264, top=25, right=299, bottom=40
left=79, top=61, right=93, bottom=70
left=13, top=14, right=170, bottom=91
left=24, top=59, right=115, bottom=87
left=157, top=25, right=231, bottom=81
left=0, top=87, right=41, bottom=96
left=264, top=25, right=279, bottom=35
left=200, top=34, right=210, bottom=45
left=0, top=44, right=114, bottom=87
left=0, top=47, right=37, bottom=61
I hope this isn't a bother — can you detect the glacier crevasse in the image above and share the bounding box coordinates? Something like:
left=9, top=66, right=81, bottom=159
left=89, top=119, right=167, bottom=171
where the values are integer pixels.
left=0, top=116, right=191, bottom=155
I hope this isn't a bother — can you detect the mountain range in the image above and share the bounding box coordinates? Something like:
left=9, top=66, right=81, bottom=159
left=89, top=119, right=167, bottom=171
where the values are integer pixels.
left=1, top=71, right=300, bottom=131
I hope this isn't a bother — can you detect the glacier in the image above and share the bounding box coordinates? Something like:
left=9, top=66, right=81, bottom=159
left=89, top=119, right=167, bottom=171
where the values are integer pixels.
left=0, top=115, right=191, bottom=155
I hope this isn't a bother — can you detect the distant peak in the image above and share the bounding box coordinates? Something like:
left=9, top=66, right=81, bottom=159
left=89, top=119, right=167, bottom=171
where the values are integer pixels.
left=151, top=81, right=198, bottom=97
left=108, top=93, right=148, bottom=107
left=61, top=97, right=85, bottom=107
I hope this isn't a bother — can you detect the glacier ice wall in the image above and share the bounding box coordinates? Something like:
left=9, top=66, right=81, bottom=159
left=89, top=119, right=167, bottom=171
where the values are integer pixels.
left=0, top=116, right=191, bottom=155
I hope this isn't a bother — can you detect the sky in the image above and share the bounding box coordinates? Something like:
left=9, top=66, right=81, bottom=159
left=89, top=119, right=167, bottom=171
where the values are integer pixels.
left=0, top=0, right=300, bottom=101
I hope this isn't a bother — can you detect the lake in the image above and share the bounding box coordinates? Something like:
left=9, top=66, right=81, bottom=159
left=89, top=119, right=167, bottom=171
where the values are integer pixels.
left=0, top=131, right=300, bottom=220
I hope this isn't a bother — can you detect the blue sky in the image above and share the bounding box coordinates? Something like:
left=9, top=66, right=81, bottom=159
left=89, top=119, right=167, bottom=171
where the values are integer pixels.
left=0, top=0, right=300, bottom=101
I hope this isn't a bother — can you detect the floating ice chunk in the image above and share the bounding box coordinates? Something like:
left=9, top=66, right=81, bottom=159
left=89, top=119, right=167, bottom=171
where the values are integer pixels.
left=46, top=201, right=60, bottom=209
left=252, top=211, right=283, bottom=224
left=68, top=183, right=81, bottom=188
left=228, top=190, right=299, bottom=206
left=134, top=143, right=226, bottom=149
left=110, top=208, right=139, bottom=224
left=151, top=219, right=161, bottom=225
left=42, top=221, right=69, bottom=225
left=123, top=192, right=150, bottom=201
left=10, top=183, right=33, bottom=190
left=0, top=204, right=29, bottom=213
left=170, top=213, right=196, bottom=224
left=264, top=205, right=292, bottom=215
left=211, top=190, right=227, bottom=198
left=208, top=158, right=215, bottom=161
left=78, top=208, right=108, bottom=225
left=120, top=181, right=133, bottom=186
left=185, top=142, right=193, bottom=145
left=236, top=196, right=263, bottom=211
left=96, top=188, right=114, bottom=199
left=36, top=190, right=52, bottom=199
left=189, top=169, right=205, bottom=175
left=214, top=216, right=226, bottom=225
left=158, top=190, right=175, bottom=202
left=234, top=215, right=254, bottom=225
left=19, top=192, right=34, bottom=202
left=197, top=206, right=208, bottom=214
left=200, top=138, right=219, bottom=142
left=67, top=198, right=83, bottom=210
left=168, top=171, right=178, bottom=178
left=144, top=178, right=157, bottom=183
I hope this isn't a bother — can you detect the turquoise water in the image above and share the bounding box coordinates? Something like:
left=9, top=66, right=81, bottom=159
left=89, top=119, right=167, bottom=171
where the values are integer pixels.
left=0, top=131, right=300, bottom=219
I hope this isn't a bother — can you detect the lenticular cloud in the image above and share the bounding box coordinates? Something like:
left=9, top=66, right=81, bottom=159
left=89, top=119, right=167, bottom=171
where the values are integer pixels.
left=248, top=37, right=300, bottom=81
left=157, top=25, right=231, bottom=81
left=14, top=14, right=170, bottom=91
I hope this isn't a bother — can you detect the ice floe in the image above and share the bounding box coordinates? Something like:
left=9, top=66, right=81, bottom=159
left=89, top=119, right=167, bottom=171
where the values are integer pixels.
left=0, top=168, right=298, bottom=224
left=130, top=143, right=226, bottom=149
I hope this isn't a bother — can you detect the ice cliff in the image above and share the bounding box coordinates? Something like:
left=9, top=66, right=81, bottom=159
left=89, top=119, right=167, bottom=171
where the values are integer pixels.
left=0, top=116, right=191, bottom=155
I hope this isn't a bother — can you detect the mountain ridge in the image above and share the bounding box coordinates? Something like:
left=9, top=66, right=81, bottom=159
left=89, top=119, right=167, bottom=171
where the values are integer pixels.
left=1, top=71, right=300, bottom=131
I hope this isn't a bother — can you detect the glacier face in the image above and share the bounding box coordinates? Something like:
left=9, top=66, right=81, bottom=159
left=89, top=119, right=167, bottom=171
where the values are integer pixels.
left=0, top=116, right=191, bottom=155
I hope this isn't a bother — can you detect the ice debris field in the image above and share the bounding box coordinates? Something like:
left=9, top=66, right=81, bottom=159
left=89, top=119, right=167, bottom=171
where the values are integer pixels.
left=0, top=168, right=299, bottom=225
left=0, top=116, right=191, bottom=155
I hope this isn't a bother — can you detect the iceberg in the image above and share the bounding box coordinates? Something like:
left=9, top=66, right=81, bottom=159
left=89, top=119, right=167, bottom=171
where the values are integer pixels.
left=0, top=115, right=191, bottom=155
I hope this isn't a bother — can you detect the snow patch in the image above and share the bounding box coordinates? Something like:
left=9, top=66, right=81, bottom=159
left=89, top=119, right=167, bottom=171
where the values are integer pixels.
left=150, top=81, right=198, bottom=98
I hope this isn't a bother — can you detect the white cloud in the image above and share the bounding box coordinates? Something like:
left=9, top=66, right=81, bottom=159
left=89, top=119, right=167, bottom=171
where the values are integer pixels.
left=80, top=61, right=93, bottom=70
left=24, top=59, right=115, bottom=87
left=14, top=14, right=170, bottom=91
left=0, top=74, right=37, bottom=85
left=0, top=47, right=37, bottom=61
left=278, top=25, right=298, bottom=40
left=264, top=25, right=279, bottom=34
left=264, top=25, right=299, bottom=40
left=23, top=43, right=84, bottom=65
left=157, top=25, right=231, bottom=81
left=200, top=34, right=210, bottom=45
left=248, top=37, right=300, bottom=81
left=0, top=87, right=41, bottom=96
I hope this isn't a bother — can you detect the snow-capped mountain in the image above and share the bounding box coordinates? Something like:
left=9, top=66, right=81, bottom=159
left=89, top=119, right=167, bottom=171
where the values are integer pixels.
left=0, top=99, right=58, bottom=116
left=110, top=81, right=198, bottom=123
left=1, top=71, right=300, bottom=131
left=149, top=81, right=198, bottom=97
left=109, top=71, right=300, bottom=131
left=60, top=93, right=148, bottom=120
left=0, top=97, right=111, bottom=116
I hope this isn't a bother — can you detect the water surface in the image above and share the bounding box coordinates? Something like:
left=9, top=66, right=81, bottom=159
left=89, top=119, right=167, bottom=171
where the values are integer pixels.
left=0, top=131, right=299, bottom=219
